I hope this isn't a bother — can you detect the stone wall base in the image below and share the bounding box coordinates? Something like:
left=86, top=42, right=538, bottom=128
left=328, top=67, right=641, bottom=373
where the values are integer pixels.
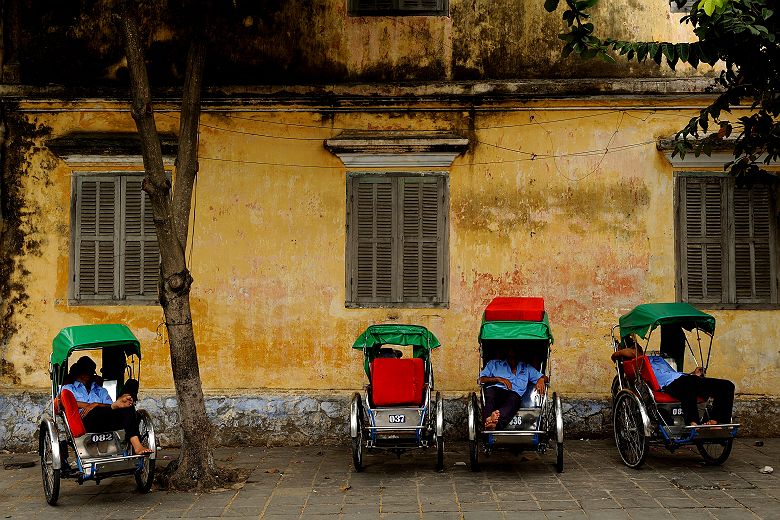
left=2, top=390, right=778, bottom=452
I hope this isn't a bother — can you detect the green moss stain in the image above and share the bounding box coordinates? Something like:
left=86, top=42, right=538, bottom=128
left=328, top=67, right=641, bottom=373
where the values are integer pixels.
left=0, top=109, right=52, bottom=386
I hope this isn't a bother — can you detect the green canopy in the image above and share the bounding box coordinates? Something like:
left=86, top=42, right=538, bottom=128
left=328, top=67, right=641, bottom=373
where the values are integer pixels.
left=352, top=324, right=440, bottom=377
left=618, top=303, right=716, bottom=340
left=479, top=312, right=554, bottom=343
left=51, top=324, right=141, bottom=367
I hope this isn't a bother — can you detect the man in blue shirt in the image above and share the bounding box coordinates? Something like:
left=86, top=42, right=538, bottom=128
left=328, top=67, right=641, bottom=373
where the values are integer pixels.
left=62, top=356, right=152, bottom=454
left=612, top=342, right=735, bottom=426
left=479, top=347, right=547, bottom=430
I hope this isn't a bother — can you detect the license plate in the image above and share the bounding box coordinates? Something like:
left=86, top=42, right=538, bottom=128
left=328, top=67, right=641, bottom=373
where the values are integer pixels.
left=508, top=416, right=522, bottom=427
left=388, top=414, right=406, bottom=424
left=90, top=433, right=113, bottom=443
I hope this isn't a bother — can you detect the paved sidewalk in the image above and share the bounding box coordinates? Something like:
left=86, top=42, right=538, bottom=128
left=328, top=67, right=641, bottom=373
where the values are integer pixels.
left=1, top=439, right=778, bottom=519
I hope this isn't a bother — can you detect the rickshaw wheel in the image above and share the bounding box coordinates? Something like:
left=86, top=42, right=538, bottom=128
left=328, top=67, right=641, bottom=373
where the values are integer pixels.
left=697, top=438, right=733, bottom=465
left=435, top=392, right=444, bottom=472
left=553, top=392, right=564, bottom=473
left=39, top=427, right=60, bottom=505
left=134, top=411, right=156, bottom=493
left=610, top=376, right=621, bottom=409
left=613, top=392, right=649, bottom=469
left=350, top=393, right=364, bottom=472
left=467, top=392, right=480, bottom=472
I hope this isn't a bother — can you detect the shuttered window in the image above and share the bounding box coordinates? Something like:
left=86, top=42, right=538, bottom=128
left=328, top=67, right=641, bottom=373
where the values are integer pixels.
left=349, top=0, right=447, bottom=15
left=347, top=173, right=448, bottom=307
left=677, top=174, right=779, bottom=308
left=72, top=173, right=160, bottom=304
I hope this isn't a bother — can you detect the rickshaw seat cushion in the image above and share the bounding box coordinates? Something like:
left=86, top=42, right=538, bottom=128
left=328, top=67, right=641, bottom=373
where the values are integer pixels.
left=622, top=356, right=663, bottom=391
left=484, top=297, right=545, bottom=322
left=622, top=356, right=706, bottom=404
left=58, top=389, right=87, bottom=438
left=371, top=358, right=425, bottom=406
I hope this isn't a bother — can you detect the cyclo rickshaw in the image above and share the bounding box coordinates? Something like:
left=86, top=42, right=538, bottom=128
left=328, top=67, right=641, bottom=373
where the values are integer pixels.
left=610, top=303, right=739, bottom=468
left=467, top=297, right=564, bottom=472
left=349, top=324, right=444, bottom=472
left=38, top=324, right=156, bottom=505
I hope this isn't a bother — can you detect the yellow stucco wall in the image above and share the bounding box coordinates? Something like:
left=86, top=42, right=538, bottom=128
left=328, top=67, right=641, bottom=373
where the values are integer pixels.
left=3, top=99, right=778, bottom=398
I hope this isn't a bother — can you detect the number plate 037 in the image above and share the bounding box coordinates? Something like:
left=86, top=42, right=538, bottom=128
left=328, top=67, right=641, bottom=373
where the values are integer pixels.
left=388, top=414, right=406, bottom=424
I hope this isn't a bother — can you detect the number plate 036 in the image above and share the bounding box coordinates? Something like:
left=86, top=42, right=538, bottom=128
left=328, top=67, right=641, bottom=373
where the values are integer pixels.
left=388, top=414, right=406, bottom=424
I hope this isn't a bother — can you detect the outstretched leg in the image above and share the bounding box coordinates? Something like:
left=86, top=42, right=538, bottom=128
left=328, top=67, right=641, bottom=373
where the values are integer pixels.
left=699, top=377, right=735, bottom=424
left=663, top=375, right=702, bottom=425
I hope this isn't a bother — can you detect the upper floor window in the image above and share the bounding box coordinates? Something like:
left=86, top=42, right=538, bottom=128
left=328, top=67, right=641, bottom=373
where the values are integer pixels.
left=71, top=171, right=160, bottom=304
left=676, top=173, right=779, bottom=308
left=346, top=172, right=449, bottom=307
left=349, top=0, right=448, bottom=16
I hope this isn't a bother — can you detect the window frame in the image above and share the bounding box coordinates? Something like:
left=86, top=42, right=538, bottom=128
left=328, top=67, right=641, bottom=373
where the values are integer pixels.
left=674, top=171, right=780, bottom=310
left=345, top=170, right=449, bottom=309
left=348, top=0, right=449, bottom=17
left=69, top=170, right=162, bottom=306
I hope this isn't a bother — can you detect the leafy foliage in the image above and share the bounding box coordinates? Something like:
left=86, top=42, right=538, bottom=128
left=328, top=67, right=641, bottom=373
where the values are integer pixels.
left=544, top=0, right=779, bottom=176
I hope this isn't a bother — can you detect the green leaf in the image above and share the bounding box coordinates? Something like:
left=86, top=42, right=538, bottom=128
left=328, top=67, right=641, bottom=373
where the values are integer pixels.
left=649, top=43, right=659, bottom=61
left=637, top=43, right=648, bottom=62
left=678, top=43, right=690, bottom=63
left=662, top=43, right=676, bottom=63
left=762, top=8, right=773, bottom=20
left=702, top=0, right=717, bottom=16
left=544, top=0, right=561, bottom=13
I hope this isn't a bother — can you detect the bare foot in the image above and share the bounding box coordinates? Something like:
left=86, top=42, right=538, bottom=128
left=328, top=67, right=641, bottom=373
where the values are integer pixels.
left=129, top=436, right=153, bottom=455
left=689, top=422, right=699, bottom=427
left=704, top=420, right=718, bottom=425
left=484, top=410, right=500, bottom=431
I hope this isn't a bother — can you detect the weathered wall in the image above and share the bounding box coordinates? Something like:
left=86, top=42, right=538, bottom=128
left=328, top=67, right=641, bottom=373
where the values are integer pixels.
left=16, top=0, right=708, bottom=85
left=3, top=390, right=779, bottom=451
left=2, top=98, right=779, bottom=401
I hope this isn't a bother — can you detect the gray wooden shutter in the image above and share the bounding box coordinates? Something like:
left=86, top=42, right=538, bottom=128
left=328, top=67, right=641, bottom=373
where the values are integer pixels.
left=681, top=177, right=726, bottom=303
left=75, top=177, right=119, bottom=300
left=734, top=183, right=774, bottom=303
left=398, top=0, right=443, bottom=10
left=400, top=176, right=444, bottom=303
left=353, top=177, right=394, bottom=303
left=123, top=177, right=159, bottom=300
left=351, top=0, right=443, bottom=12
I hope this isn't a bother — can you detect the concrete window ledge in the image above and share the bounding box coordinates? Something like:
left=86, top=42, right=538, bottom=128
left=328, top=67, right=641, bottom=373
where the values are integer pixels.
left=325, top=132, right=469, bottom=168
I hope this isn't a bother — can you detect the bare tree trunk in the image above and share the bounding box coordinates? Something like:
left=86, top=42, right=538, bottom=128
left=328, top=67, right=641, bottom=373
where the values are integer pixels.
left=120, top=0, right=217, bottom=489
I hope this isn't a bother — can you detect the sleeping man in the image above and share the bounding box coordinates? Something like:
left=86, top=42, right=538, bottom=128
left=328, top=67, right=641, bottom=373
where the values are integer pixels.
left=479, top=347, right=547, bottom=430
left=611, top=340, right=735, bottom=427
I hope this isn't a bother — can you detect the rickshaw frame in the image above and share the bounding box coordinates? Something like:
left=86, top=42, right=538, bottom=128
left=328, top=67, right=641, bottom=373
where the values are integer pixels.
left=467, top=311, right=564, bottom=473
left=610, top=303, right=739, bottom=469
left=38, top=324, right=156, bottom=505
left=349, top=324, right=444, bottom=472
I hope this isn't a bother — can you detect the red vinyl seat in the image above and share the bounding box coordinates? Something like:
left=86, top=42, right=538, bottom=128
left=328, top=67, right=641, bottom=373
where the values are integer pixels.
left=621, top=356, right=704, bottom=404
left=484, top=297, right=545, bottom=322
left=58, top=389, right=87, bottom=438
left=371, top=358, right=425, bottom=407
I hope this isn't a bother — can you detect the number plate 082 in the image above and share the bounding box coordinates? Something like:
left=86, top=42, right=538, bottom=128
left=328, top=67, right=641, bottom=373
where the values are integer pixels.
left=90, top=433, right=113, bottom=443
left=388, top=414, right=406, bottom=423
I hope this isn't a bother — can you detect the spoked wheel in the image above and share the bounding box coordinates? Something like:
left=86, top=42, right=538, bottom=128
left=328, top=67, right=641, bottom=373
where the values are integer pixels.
left=39, top=426, right=60, bottom=506
left=613, top=391, right=649, bottom=469
left=697, top=439, right=734, bottom=465
left=553, top=392, right=564, bottom=473
left=610, top=376, right=621, bottom=409
left=467, top=392, right=480, bottom=472
left=134, top=411, right=156, bottom=492
left=435, top=392, right=444, bottom=472
left=350, top=393, right=364, bottom=472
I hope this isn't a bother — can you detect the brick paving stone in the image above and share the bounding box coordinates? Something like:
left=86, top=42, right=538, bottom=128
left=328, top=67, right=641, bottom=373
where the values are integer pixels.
left=0, top=440, right=777, bottom=519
